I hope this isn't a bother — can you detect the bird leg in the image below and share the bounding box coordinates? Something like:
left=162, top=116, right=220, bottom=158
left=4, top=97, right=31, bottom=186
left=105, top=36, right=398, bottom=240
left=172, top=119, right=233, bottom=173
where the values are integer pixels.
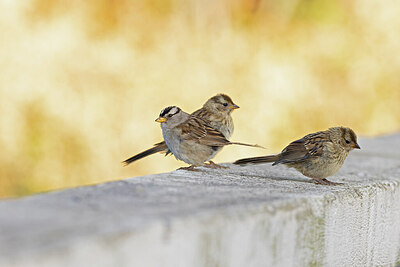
left=204, top=161, right=228, bottom=169
left=312, top=178, right=343, bottom=186
left=177, top=165, right=199, bottom=171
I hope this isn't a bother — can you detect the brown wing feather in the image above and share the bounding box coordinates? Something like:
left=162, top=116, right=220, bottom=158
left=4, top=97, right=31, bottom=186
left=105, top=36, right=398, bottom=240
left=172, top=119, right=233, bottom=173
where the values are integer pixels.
left=178, top=116, right=231, bottom=146
left=274, top=131, right=328, bottom=165
left=176, top=115, right=262, bottom=148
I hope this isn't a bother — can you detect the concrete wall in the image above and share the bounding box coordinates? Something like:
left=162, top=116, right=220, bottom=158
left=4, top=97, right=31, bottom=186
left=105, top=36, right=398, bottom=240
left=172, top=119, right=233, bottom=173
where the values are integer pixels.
left=0, top=134, right=399, bottom=267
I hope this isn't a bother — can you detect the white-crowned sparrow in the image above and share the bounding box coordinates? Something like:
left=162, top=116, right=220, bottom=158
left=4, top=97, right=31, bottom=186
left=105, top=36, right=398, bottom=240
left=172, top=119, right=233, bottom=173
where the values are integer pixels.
left=123, top=93, right=240, bottom=165
left=234, top=127, right=360, bottom=185
left=123, top=106, right=189, bottom=165
left=124, top=105, right=260, bottom=170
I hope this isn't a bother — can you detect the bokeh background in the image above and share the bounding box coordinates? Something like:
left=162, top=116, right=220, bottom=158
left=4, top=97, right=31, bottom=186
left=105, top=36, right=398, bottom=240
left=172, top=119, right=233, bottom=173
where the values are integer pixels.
left=1, top=0, right=399, bottom=198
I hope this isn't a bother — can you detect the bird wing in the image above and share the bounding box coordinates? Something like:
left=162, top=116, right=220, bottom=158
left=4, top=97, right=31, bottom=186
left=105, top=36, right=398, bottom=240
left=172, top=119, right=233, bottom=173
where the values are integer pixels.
left=274, top=131, right=328, bottom=165
left=177, top=116, right=231, bottom=147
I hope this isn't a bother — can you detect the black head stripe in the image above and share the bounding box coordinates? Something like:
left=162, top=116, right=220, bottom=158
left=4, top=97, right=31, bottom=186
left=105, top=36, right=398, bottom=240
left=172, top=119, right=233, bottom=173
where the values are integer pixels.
left=160, top=106, right=180, bottom=117
left=160, top=106, right=173, bottom=117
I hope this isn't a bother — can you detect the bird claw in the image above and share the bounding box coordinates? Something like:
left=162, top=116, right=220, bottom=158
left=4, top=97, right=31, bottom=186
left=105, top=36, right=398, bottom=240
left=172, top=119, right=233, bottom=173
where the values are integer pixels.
left=204, top=161, right=228, bottom=169
left=177, top=165, right=199, bottom=171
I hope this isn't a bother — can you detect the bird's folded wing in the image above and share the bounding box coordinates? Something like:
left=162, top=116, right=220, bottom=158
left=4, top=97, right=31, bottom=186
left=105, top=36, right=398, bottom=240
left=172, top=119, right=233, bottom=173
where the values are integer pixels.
left=177, top=116, right=262, bottom=148
left=276, top=132, right=328, bottom=164
left=178, top=116, right=231, bottom=146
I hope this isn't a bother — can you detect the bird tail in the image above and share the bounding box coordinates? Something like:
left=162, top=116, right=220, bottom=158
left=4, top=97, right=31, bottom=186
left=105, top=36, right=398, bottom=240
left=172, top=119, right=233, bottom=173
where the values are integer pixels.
left=123, top=141, right=168, bottom=166
left=233, top=155, right=279, bottom=165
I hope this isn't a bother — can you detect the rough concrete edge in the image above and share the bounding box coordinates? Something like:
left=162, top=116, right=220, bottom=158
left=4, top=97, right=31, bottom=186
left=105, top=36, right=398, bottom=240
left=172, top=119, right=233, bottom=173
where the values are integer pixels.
left=5, top=178, right=398, bottom=267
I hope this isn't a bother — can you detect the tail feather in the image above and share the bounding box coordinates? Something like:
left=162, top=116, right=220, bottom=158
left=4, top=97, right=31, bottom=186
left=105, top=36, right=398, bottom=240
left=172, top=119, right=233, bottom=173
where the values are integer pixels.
left=123, top=141, right=168, bottom=166
left=233, top=155, right=279, bottom=165
left=229, top=142, right=265, bottom=149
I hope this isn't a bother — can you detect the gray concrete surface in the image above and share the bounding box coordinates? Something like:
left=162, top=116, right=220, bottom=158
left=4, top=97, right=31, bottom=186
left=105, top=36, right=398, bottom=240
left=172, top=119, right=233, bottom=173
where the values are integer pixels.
left=0, top=133, right=399, bottom=267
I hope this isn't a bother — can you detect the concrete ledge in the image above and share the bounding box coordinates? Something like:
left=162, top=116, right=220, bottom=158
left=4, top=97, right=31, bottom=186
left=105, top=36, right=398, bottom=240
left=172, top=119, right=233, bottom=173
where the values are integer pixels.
left=1, top=134, right=400, bottom=266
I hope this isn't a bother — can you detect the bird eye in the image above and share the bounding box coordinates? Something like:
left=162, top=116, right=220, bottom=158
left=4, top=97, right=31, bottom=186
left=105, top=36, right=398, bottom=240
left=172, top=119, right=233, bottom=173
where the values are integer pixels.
left=167, top=114, right=172, bottom=117
left=223, top=103, right=228, bottom=107
left=345, top=140, right=350, bottom=144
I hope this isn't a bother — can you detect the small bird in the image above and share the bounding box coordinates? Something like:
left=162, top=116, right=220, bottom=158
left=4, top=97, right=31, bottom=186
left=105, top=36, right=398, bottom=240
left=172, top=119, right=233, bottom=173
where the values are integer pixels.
left=234, top=127, right=360, bottom=185
left=124, top=106, right=261, bottom=171
left=122, top=106, right=189, bottom=165
left=191, top=93, right=239, bottom=139
left=123, top=93, right=240, bottom=166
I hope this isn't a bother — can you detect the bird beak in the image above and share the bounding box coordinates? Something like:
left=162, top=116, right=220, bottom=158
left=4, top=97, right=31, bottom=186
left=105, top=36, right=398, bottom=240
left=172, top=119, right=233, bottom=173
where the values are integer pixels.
left=229, top=104, right=240, bottom=110
left=351, top=143, right=361, bottom=149
left=155, top=117, right=167, bottom=123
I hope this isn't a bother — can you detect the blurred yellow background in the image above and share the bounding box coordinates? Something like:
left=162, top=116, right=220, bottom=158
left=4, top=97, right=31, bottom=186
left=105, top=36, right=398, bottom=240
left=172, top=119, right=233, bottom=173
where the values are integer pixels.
left=1, top=0, right=399, bottom=198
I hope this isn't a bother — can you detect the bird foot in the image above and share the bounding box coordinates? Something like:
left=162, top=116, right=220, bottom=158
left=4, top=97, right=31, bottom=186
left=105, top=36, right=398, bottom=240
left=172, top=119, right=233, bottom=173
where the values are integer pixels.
left=177, top=165, right=199, bottom=171
left=313, top=178, right=343, bottom=186
left=204, top=161, right=228, bottom=169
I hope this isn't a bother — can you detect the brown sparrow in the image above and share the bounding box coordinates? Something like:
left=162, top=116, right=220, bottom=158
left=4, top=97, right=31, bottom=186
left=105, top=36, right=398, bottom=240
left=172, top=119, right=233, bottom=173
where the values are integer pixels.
left=234, top=127, right=360, bottom=185
left=191, top=93, right=239, bottom=139
left=124, top=106, right=260, bottom=170
left=123, top=93, right=240, bottom=165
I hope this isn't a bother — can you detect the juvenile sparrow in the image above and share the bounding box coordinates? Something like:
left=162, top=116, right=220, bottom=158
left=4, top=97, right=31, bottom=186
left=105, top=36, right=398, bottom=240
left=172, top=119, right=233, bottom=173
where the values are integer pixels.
left=123, top=93, right=240, bottom=165
left=124, top=106, right=261, bottom=170
left=234, top=127, right=360, bottom=185
left=191, top=93, right=239, bottom=139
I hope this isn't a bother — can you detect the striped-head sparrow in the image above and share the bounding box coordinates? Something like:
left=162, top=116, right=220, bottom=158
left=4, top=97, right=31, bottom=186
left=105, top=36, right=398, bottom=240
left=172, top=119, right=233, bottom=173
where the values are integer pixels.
left=124, top=105, right=261, bottom=170
left=123, top=93, right=240, bottom=165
